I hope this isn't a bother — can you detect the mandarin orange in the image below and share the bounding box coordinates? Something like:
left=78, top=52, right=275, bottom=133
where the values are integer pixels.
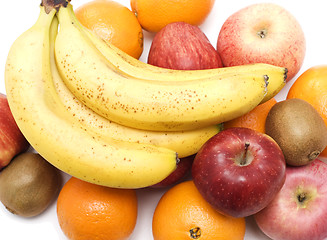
left=152, top=180, right=246, bottom=240
left=130, top=0, right=215, bottom=32
left=57, top=177, right=138, bottom=240
left=75, top=0, right=143, bottom=59
left=223, top=98, right=277, bottom=134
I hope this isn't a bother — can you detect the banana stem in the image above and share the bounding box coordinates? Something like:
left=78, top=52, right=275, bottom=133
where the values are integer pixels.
left=41, top=0, right=69, bottom=13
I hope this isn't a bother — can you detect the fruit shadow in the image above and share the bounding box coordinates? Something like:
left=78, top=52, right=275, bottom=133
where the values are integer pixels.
left=245, top=215, right=271, bottom=239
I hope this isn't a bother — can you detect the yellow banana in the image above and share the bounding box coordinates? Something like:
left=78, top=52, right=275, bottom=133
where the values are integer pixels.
left=55, top=4, right=282, bottom=132
left=52, top=50, right=222, bottom=158
left=5, top=5, right=178, bottom=189
left=68, top=5, right=286, bottom=104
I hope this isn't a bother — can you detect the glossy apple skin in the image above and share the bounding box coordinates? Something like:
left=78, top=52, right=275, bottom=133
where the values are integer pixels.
left=148, top=21, right=223, bottom=70
left=254, top=159, right=327, bottom=240
left=151, top=155, right=194, bottom=188
left=217, top=3, right=305, bottom=82
left=192, top=127, right=286, bottom=218
left=0, top=93, right=30, bottom=169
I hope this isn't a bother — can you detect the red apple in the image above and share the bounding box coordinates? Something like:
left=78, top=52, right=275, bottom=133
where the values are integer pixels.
left=148, top=21, right=223, bottom=70
left=192, top=127, right=286, bottom=218
left=151, top=155, right=194, bottom=188
left=0, top=93, right=30, bottom=169
left=254, top=159, right=327, bottom=240
left=217, top=3, right=305, bottom=82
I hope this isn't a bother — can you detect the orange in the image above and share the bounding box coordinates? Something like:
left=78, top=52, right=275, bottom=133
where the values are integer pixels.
left=130, top=0, right=216, bottom=32
left=152, top=180, right=246, bottom=240
left=223, top=98, right=277, bottom=133
left=75, top=0, right=144, bottom=59
left=287, top=65, right=327, bottom=158
left=57, top=177, right=138, bottom=240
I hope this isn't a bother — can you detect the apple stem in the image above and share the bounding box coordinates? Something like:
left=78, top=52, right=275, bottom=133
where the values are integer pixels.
left=240, top=142, right=250, bottom=166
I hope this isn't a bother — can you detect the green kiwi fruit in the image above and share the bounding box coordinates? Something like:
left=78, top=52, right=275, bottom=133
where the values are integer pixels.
left=0, top=152, right=62, bottom=217
left=265, top=98, right=327, bottom=166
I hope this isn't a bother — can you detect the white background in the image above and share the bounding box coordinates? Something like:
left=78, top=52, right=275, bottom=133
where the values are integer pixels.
left=0, top=0, right=327, bottom=239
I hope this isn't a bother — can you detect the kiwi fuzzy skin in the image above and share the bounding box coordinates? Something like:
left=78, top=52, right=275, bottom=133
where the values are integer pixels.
left=265, top=98, right=327, bottom=166
left=0, top=152, right=62, bottom=217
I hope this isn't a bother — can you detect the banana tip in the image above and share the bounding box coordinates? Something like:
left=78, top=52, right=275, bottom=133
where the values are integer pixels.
left=284, top=68, right=288, bottom=83
left=263, top=74, right=269, bottom=87
left=176, top=154, right=180, bottom=165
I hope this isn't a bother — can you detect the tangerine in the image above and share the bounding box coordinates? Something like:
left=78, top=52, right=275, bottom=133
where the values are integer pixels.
left=75, top=0, right=143, bottom=59
left=57, top=177, right=138, bottom=240
left=152, top=180, right=246, bottom=240
left=223, top=98, right=277, bottom=134
left=130, top=0, right=215, bottom=32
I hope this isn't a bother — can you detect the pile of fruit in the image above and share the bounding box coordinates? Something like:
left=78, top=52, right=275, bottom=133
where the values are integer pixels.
left=1, top=0, right=327, bottom=239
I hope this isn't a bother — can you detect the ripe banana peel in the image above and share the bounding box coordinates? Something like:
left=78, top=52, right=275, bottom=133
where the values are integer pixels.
left=48, top=4, right=221, bottom=158
left=4, top=0, right=287, bottom=189
left=5, top=6, right=178, bottom=188
left=80, top=23, right=286, bottom=105
left=55, top=3, right=287, bottom=132
left=52, top=58, right=222, bottom=158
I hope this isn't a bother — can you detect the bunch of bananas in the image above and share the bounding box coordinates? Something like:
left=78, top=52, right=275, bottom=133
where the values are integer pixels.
left=4, top=0, right=287, bottom=188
